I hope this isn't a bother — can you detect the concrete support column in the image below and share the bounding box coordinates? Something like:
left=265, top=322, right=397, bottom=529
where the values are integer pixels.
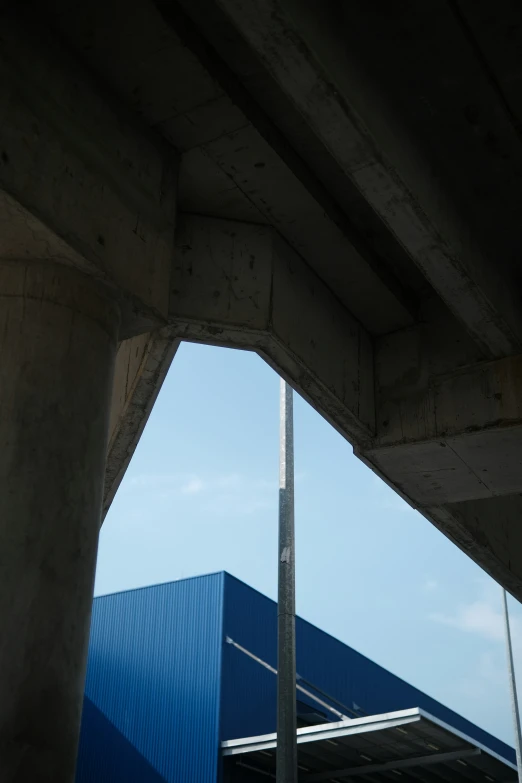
left=0, top=261, right=120, bottom=782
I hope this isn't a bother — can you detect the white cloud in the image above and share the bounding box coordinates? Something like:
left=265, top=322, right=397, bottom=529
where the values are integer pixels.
left=203, top=494, right=269, bottom=516
left=181, top=477, right=204, bottom=495
left=430, top=588, right=522, bottom=657
left=423, top=579, right=438, bottom=592
left=126, top=473, right=180, bottom=489
left=123, top=469, right=276, bottom=516
left=429, top=585, right=517, bottom=706
left=201, top=474, right=276, bottom=517
left=431, top=600, right=504, bottom=641
left=126, top=472, right=209, bottom=496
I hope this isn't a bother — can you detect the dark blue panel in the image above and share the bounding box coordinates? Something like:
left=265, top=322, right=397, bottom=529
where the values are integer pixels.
left=221, top=579, right=277, bottom=741
left=76, top=697, right=168, bottom=783
left=221, top=574, right=515, bottom=765
left=78, top=573, right=224, bottom=783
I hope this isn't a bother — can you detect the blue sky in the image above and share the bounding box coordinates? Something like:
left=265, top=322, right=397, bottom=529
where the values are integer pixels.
left=96, top=341, right=522, bottom=747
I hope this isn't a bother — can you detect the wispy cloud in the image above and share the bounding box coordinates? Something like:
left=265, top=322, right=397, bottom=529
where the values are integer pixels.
left=201, top=473, right=276, bottom=516
left=126, top=472, right=211, bottom=494
left=126, top=473, right=183, bottom=489
left=181, top=477, right=204, bottom=495
left=428, top=582, right=518, bottom=704
left=124, top=470, right=277, bottom=516
left=429, top=580, right=522, bottom=655
left=203, top=491, right=274, bottom=517
left=431, top=600, right=506, bottom=642
left=423, top=579, right=438, bottom=592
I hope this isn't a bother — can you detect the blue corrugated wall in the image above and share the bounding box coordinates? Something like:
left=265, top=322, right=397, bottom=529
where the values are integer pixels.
left=76, top=570, right=514, bottom=780
left=76, top=698, right=168, bottom=783
left=221, top=573, right=515, bottom=764
left=77, top=573, right=225, bottom=783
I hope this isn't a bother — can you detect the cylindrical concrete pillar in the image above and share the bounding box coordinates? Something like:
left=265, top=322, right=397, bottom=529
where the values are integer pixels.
left=0, top=261, right=120, bottom=782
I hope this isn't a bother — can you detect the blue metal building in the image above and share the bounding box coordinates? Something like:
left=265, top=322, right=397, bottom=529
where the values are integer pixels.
left=75, top=573, right=516, bottom=782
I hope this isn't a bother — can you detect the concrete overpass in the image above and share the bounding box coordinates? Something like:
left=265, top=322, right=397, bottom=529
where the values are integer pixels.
left=1, top=1, right=522, bottom=779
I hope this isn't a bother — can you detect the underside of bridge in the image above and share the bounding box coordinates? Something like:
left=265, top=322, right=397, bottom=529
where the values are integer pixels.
left=1, top=1, right=522, bottom=779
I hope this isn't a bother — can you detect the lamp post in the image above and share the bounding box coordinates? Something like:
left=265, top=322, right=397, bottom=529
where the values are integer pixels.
left=277, top=379, right=298, bottom=783
left=502, top=588, right=522, bottom=782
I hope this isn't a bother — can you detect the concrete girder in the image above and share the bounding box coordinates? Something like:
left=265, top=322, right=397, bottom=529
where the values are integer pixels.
left=0, top=13, right=177, bottom=338
left=108, top=216, right=521, bottom=597
left=171, top=215, right=375, bottom=441
left=130, top=215, right=522, bottom=601
left=102, top=214, right=374, bottom=515
left=182, top=124, right=414, bottom=336
left=169, top=217, right=522, bottom=512
left=428, top=498, right=522, bottom=602
left=43, top=0, right=418, bottom=334
left=366, top=350, right=522, bottom=505
left=104, top=330, right=180, bottom=517
left=44, top=0, right=416, bottom=337
left=360, top=335, right=522, bottom=595
left=174, top=0, right=522, bottom=358
left=10, top=2, right=521, bottom=604
left=363, top=426, right=522, bottom=506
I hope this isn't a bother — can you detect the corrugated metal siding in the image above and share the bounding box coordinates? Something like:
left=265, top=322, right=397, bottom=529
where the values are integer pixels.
left=221, top=574, right=515, bottom=764
left=76, top=698, right=168, bottom=783
left=77, top=573, right=225, bottom=783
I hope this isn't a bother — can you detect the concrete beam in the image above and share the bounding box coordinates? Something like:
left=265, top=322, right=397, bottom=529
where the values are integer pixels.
left=428, top=497, right=522, bottom=601
left=169, top=224, right=522, bottom=599
left=364, top=352, right=522, bottom=505
left=154, top=0, right=416, bottom=337
left=171, top=215, right=374, bottom=441
left=104, top=330, right=180, bottom=517
left=29, top=0, right=522, bottom=606
left=103, top=212, right=374, bottom=517
left=182, top=0, right=522, bottom=357
left=357, top=317, right=522, bottom=597
left=0, top=13, right=177, bottom=338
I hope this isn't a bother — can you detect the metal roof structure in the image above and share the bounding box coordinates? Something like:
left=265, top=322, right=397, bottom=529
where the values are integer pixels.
left=222, top=708, right=517, bottom=782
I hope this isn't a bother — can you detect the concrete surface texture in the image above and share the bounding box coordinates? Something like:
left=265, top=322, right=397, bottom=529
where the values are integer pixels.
left=0, top=262, right=120, bottom=781
left=2, top=1, right=522, bottom=778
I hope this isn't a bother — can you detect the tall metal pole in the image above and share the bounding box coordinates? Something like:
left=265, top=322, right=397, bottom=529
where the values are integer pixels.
left=502, top=588, right=522, bottom=782
left=277, top=379, right=298, bottom=783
